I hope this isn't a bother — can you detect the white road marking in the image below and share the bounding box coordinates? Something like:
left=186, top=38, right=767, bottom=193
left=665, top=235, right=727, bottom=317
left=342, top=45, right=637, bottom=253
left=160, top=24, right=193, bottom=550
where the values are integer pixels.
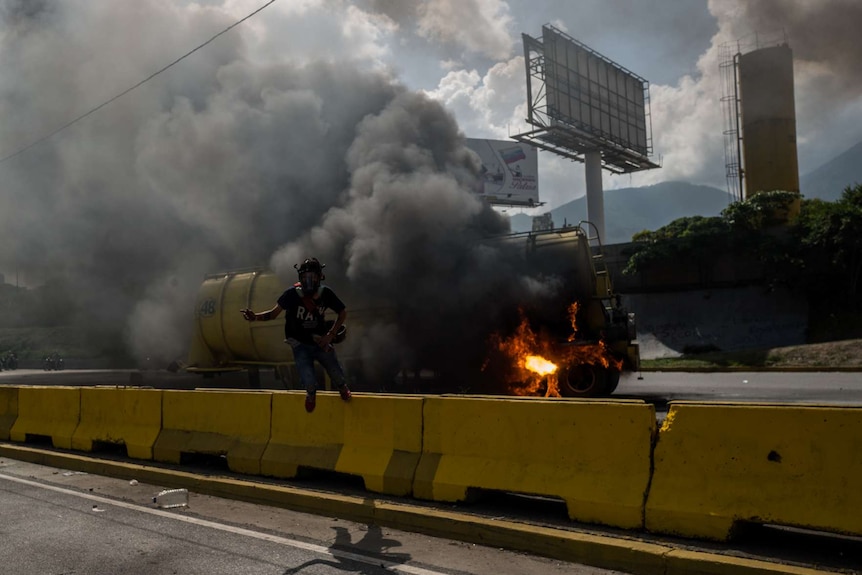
left=0, top=471, right=448, bottom=575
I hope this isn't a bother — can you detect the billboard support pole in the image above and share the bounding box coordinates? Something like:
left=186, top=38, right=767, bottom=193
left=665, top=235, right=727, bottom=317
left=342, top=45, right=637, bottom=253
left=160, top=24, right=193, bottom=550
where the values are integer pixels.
left=585, top=151, right=605, bottom=244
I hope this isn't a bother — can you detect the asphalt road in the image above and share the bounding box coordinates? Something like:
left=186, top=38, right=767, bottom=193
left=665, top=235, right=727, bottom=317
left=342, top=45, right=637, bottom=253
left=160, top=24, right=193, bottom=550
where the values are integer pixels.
left=3, top=368, right=861, bottom=413
left=0, top=459, right=617, bottom=575
left=615, top=370, right=862, bottom=416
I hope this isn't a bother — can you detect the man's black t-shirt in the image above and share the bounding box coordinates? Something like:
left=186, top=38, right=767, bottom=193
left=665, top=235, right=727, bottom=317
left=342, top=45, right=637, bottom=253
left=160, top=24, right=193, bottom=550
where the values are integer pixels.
left=277, top=285, right=346, bottom=345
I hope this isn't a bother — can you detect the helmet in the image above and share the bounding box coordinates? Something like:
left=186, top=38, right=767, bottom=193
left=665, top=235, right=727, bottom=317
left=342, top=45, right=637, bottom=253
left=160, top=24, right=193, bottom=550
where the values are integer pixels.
left=295, top=258, right=325, bottom=293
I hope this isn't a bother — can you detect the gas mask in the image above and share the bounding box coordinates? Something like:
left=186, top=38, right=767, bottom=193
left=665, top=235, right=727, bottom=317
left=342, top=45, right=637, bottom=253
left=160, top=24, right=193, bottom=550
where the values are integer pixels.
left=299, top=271, right=320, bottom=293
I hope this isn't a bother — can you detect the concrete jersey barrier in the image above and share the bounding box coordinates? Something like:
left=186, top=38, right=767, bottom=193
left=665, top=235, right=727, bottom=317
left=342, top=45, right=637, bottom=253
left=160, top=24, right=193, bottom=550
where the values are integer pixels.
left=261, top=392, right=423, bottom=497
left=71, top=388, right=163, bottom=460
left=9, top=386, right=81, bottom=449
left=0, top=385, right=18, bottom=441
left=414, top=395, right=656, bottom=530
left=646, top=401, right=862, bottom=540
left=153, top=389, right=272, bottom=475
left=6, top=385, right=862, bottom=548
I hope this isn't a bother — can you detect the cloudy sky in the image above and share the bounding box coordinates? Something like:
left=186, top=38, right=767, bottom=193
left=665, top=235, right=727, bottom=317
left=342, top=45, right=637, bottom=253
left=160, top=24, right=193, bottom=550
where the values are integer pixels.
left=349, top=0, right=862, bottom=209
left=0, top=0, right=860, bottom=366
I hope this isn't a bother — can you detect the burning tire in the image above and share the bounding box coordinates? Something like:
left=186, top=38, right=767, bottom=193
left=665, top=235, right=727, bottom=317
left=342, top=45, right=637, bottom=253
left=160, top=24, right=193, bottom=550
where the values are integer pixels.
left=558, top=363, right=612, bottom=397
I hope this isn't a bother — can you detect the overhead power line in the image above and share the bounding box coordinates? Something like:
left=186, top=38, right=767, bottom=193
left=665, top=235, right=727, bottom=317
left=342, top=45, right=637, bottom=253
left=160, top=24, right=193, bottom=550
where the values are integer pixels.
left=0, top=0, right=278, bottom=167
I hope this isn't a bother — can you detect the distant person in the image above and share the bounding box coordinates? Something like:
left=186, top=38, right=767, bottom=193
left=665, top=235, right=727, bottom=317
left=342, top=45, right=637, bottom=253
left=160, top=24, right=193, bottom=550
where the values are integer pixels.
left=241, top=258, right=350, bottom=413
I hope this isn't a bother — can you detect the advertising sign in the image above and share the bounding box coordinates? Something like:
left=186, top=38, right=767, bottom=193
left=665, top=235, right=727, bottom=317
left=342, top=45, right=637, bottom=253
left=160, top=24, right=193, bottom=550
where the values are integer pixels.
left=466, top=138, right=539, bottom=206
left=543, top=26, right=648, bottom=156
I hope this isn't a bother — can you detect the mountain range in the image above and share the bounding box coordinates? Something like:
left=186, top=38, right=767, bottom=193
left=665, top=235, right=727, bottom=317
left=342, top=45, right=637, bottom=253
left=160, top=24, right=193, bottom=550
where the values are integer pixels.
left=799, top=141, right=862, bottom=202
left=508, top=140, right=862, bottom=244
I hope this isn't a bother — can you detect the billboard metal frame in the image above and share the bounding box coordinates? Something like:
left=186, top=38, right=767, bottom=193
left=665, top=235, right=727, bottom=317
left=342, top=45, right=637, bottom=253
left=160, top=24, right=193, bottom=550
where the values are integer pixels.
left=514, top=25, right=658, bottom=174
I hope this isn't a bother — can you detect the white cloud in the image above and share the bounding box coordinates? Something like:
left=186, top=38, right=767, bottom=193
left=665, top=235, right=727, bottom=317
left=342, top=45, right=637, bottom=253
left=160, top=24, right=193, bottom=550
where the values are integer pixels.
left=439, top=58, right=463, bottom=71
left=424, top=56, right=525, bottom=137
left=212, top=0, right=398, bottom=68
left=631, top=47, right=725, bottom=190
left=416, top=0, right=514, bottom=60
left=340, top=4, right=399, bottom=62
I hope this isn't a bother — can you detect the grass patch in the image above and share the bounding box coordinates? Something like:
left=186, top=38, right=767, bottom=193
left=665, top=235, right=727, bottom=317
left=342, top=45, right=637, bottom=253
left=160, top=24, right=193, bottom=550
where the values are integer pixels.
left=642, top=348, right=771, bottom=369
left=641, top=339, right=862, bottom=370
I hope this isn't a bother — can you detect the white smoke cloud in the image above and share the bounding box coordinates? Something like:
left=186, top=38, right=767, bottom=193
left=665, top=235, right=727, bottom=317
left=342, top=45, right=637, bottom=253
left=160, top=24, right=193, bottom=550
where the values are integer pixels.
left=0, top=0, right=406, bottom=365
left=0, top=0, right=556, bottom=377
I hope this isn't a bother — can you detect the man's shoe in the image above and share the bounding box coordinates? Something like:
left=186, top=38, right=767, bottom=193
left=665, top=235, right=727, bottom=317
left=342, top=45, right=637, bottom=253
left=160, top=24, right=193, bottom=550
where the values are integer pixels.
left=305, top=395, right=316, bottom=413
left=339, top=385, right=352, bottom=401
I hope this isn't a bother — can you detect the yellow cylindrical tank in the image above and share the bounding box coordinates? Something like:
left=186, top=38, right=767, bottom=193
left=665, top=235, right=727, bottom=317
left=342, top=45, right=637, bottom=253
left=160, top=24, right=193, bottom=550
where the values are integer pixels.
left=739, top=44, right=800, bottom=199
left=186, top=270, right=377, bottom=372
left=187, top=270, right=292, bottom=369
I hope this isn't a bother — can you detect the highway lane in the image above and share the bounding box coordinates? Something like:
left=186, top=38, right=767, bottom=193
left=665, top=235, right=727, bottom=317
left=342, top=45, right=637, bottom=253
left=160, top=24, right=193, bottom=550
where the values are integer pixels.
left=2, top=368, right=861, bottom=412
left=0, top=458, right=621, bottom=575
left=2, top=450, right=859, bottom=575
left=615, top=370, right=862, bottom=417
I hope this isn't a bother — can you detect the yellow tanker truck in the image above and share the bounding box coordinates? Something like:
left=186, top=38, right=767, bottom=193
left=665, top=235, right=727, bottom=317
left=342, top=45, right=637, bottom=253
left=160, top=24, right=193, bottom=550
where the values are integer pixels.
left=185, top=224, right=639, bottom=397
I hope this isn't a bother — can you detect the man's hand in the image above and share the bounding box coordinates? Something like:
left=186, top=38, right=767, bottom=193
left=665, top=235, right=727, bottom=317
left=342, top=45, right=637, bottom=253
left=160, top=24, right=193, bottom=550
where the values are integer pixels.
left=241, top=309, right=255, bottom=321
left=317, top=332, right=334, bottom=350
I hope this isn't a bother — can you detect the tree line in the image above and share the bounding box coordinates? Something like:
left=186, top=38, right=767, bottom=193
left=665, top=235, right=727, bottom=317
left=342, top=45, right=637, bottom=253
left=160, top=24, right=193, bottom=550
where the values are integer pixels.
left=623, top=184, right=862, bottom=338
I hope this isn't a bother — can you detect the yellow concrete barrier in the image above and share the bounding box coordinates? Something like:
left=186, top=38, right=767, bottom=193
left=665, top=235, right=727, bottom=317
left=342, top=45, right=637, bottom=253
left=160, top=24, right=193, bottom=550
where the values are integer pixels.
left=261, top=392, right=423, bottom=496
left=9, top=386, right=81, bottom=449
left=414, top=396, right=656, bottom=530
left=152, top=390, right=272, bottom=475
left=0, top=386, right=19, bottom=440
left=646, top=402, right=862, bottom=540
left=71, top=388, right=163, bottom=460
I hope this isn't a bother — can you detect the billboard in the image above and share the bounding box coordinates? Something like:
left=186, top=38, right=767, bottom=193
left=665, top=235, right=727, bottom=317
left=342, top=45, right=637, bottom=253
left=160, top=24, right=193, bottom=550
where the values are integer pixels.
left=466, top=138, right=539, bottom=206
left=543, top=25, right=648, bottom=156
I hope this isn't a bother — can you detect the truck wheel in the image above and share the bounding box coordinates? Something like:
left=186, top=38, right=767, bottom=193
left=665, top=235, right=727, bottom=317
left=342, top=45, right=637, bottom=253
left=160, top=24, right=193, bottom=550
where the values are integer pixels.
left=558, top=364, right=608, bottom=398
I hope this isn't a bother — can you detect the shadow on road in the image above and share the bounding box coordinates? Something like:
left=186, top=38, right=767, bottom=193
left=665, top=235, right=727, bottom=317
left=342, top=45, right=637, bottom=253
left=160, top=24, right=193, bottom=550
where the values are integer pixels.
left=281, top=524, right=412, bottom=574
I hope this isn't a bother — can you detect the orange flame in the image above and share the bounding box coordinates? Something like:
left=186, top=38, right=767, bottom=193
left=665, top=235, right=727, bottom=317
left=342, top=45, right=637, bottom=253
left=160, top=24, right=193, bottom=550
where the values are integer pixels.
left=567, top=301, right=579, bottom=342
left=524, top=355, right=557, bottom=375
left=486, top=301, right=623, bottom=397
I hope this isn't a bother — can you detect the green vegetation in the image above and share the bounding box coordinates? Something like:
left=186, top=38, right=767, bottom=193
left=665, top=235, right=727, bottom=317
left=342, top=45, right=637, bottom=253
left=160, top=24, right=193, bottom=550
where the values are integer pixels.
left=629, top=186, right=862, bottom=278
left=627, top=185, right=862, bottom=369
left=624, top=189, right=803, bottom=277
left=641, top=349, right=794, bottom=370
left=795, top=184, right=862, bottom=306
left=625, top=186, right=862, bottom=324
